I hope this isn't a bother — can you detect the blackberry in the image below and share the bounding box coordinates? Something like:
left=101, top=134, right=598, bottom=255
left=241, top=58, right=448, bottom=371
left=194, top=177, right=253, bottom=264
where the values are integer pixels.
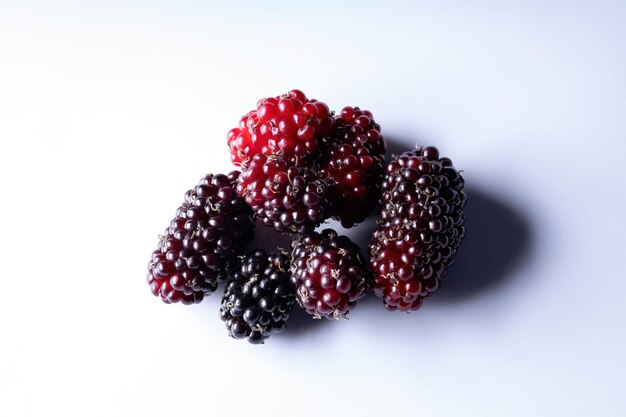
left=319, top=106, right=386, bottom=227
left=227, top=89, right=334, bottom=166
left=147, top=172, right=255, bottom=304
left=220, top=249, right=295, bottom=344
left=369, top=146, right=466, bottom=311
left=237, top=153, right=332, bottom=234
left=290, top=229, right=370, bottom=319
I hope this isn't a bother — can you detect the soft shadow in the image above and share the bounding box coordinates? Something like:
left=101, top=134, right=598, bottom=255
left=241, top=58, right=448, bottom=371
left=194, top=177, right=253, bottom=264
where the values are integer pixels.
left=345, top=213, right=378, bottom=261
left=283, top=304, right=329, bottom=337
left=384, top=133, right=432, bottom=159
left=249, top=219, right=293, bottom=253
left=434, top=186, right=533, bottom=302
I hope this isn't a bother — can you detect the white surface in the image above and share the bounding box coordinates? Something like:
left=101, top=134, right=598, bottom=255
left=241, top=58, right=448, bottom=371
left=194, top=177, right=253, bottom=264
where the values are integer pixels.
left=1, top=1, right=625, bottom=416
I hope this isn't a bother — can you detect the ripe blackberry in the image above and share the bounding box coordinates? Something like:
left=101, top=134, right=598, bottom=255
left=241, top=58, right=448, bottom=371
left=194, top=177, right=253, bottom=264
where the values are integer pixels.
left=147, top=172, right=255, bottom=304
left=237, top=153, right=332, bottom=234
left=290, top=229, right=370, bottom=319
left=319, top=106, right=386, bottom=227
left=227, top=89, right=334, bottom=166
left=220, top=249, right=295, bottom=344
left=369, top=146, right=466, bottom=311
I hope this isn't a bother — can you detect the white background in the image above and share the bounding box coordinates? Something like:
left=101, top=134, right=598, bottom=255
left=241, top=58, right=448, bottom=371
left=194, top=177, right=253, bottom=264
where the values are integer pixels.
left=1, top=1, right=625, bottom=416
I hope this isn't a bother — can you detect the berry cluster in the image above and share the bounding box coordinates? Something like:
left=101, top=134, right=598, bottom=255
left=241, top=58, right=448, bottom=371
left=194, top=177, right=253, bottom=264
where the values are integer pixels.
left=236, top=154, right=332, bottom=234
left=227, top=89, right=334, bottom=165
left=231, top=89, right=386, bottom=233
left=369, top=147, right=466, bottom=311
left=147, top=172, right=255, bottom=304
left=290, top=229, right=369, bottom=319
left=319, top=106, right=386, bottom=227
left=145, top=89, right=466, bottom=344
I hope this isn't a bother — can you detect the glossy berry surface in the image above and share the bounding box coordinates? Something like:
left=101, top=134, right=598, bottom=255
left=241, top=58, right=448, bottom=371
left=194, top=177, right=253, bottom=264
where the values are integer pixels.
left=369, top=146, right=466, bottom=311
left=147, top=172, right=255, bottom=304
left=237, top=153, right=332, bottom=234
left=227, top=89, right=334, bottom=166
left=319, top=106, right=386, bottom=227
left=290, top=229, right=370, bottom=319
left=220, top=249, right=296, bottom=344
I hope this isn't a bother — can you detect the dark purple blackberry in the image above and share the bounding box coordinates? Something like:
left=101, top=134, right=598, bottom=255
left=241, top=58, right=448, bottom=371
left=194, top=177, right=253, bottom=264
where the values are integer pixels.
left=369, top=146, right=466, bottom=311
left=147, top=171, right=255, bottom=304
left=220, top=249, right=296, bottom=344
left=290, top=229, right=370, bottom=319
left=236, top=153, right=332, bottom=234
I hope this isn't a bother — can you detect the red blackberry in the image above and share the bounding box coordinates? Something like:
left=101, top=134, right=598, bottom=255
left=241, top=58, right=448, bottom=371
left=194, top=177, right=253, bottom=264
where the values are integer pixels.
left=319, top=106, right=386, bottom=227
left=237, top=153, right=332, bottom=234
left=227, top=89, right=334, bottom=166
left=147, top=172, right=255, bottom=304
left=290, top=229, right=370, bottom=319
left=220, top=249, right=295, bottom=344
left=369, top=146, right=466, bottom=311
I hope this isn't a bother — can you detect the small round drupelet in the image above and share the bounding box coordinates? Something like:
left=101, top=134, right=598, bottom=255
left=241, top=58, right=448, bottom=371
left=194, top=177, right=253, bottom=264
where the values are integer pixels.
left=290, top=229, right=370, bottom=319
left=147, top=171, right=255, bottom=304
left=220, top=249, right=296, bottom=344
left=369, top=146, right=466, bottom=311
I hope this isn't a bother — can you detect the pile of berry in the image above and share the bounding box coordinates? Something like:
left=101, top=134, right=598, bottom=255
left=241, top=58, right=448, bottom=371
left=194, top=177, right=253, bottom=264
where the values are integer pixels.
left=146, top=89, right=466, bottom=344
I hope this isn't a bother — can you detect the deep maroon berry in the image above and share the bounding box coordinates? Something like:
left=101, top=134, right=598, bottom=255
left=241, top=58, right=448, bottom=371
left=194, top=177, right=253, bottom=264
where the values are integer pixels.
left=147, top=172, right=255, bottom=304
left=227, top=89, right=334, bottom=166
left=290, top=229, right=370, bottom=319
left=237, top=154, right=332, bottom=234
left=220, top=249, right=296, bottom=344
left=369, top=146, right=466, bottom=311
left=319, top=106, right=386, bottom=227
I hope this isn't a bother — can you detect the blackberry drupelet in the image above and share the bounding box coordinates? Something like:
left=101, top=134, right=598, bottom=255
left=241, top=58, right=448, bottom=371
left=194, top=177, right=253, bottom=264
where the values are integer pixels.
left=227, top=89, right=334, bottom=166
left=290, top=229, right=370, bottom=319
left=220, top=249, right=296, bottom=344
left=319, top=106, right=386, bottom=227
left=369, top=146, right=466, bottom=311
left=147, top=172, right=255, bottom=304
left=236, top=153, right=332, bottom=234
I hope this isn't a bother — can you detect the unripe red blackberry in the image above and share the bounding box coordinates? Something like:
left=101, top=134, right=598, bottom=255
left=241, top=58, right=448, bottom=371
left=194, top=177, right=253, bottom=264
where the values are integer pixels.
left=227, top=89, right=334, bottom=166
left=369, top=146, right=466, bottom=311
left=319, top=106, right=386, bottom=227
left=290, top=229, right=370, bottom=319
left=237, top=153, right=332, bottom=234
left=220, top=249, right=296, bottom=344
left=147, top=172, right=255, bottom=304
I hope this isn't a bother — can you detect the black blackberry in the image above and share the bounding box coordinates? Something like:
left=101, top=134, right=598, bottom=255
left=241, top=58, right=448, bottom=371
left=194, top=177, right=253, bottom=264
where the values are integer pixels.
left=147, top=171, right=255, bottom=304
left=220, top=249, right=296, bottom=344
left=236, top=153, right=332, bottom=234
left=369, top=146, right=466, bottom=311
left=290, top=229, right=370, bottom=319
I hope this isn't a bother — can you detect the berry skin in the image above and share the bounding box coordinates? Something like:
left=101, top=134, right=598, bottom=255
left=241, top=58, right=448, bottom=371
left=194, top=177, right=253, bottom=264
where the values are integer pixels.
left=319, top=106, right=386, bottom=227
left=369, top=146, right=466, bottom=311
left=220, top=249, right=296, bottom=344
left=227, top=89, right=334, bottom=166
left=147, top=172, right=255, bottom=304
left=290, top=229, right=370, bottom=319
left=237, top=153, right=332, bottom=234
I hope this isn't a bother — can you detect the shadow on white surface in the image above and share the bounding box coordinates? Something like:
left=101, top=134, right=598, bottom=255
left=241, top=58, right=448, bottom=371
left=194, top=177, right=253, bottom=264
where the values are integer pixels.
left=435, top=186, right=533, bottom=302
